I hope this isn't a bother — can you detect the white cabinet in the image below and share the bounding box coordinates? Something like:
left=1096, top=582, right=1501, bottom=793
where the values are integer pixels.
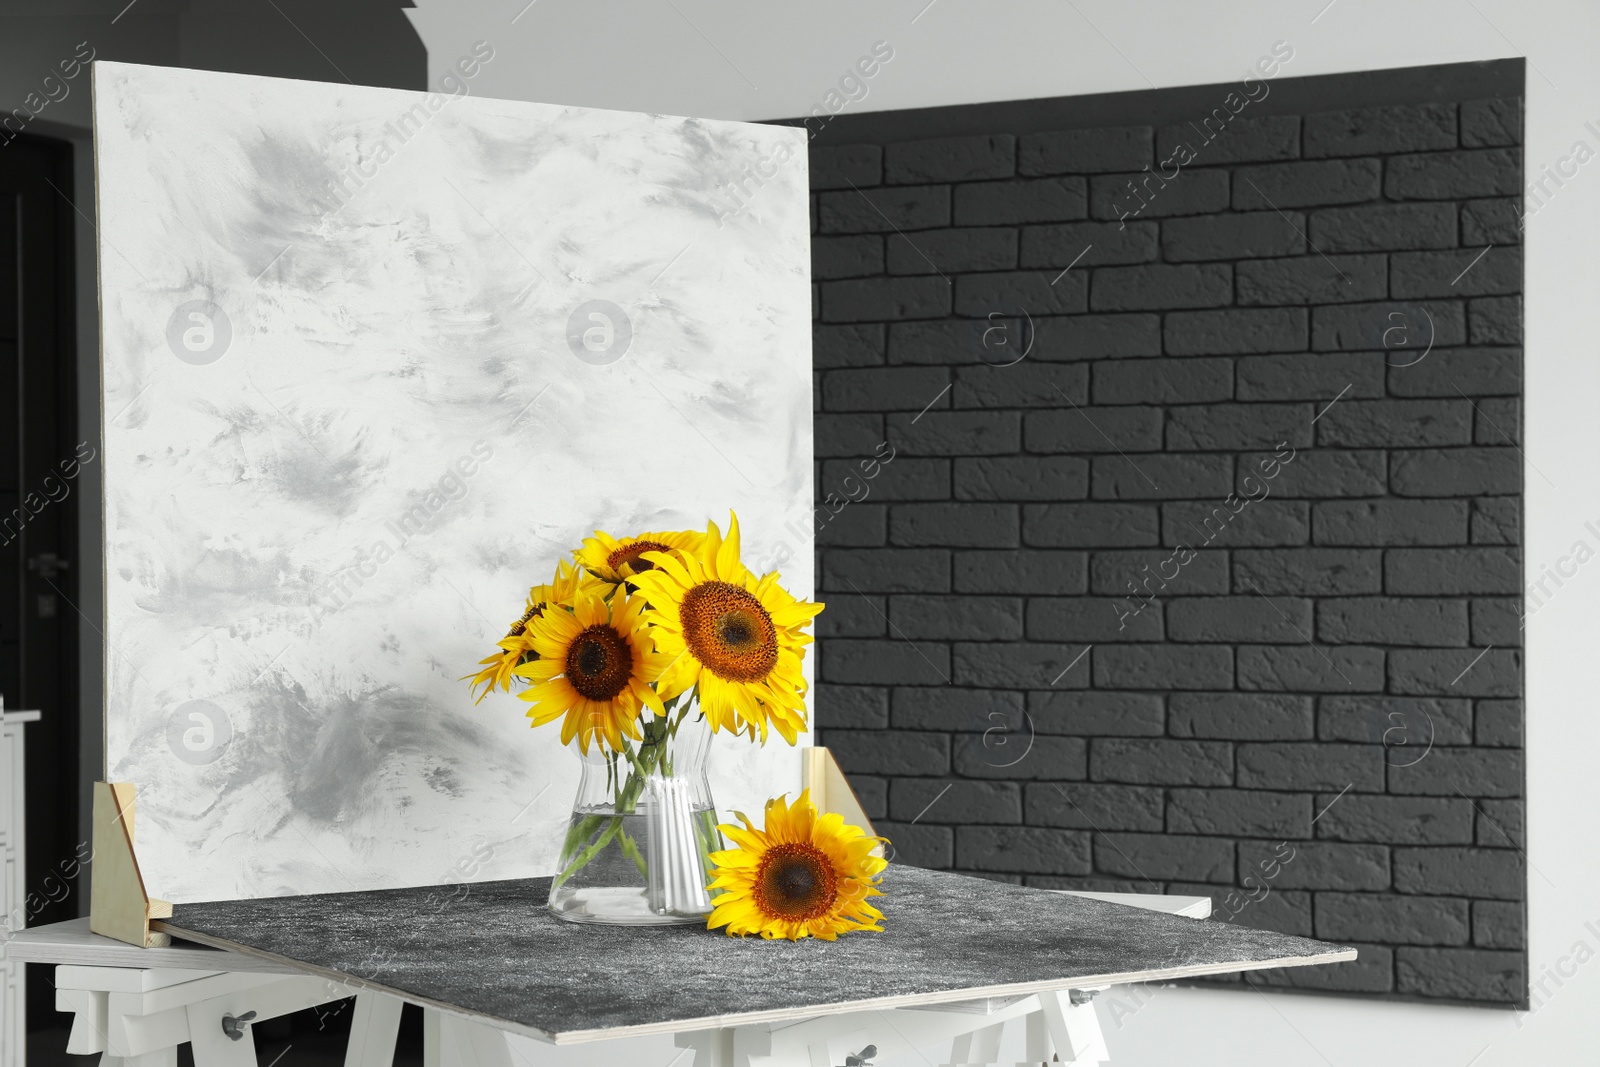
left=0, top=710, right=37, bottom=1067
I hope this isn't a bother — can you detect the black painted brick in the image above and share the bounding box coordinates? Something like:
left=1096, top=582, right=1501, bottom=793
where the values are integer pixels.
left=888, top=594, right=1022, bottom=640
left=1237, top=645, right=1386, bottom=693
left=954, top=270, right=1086, bottom=317
left=1470, top=598, right=1522, bottom=647
left=1024, top=502, right=1158, bottom=546
left=1090, top=738, right=1232, bottom=785
left=888, top=227, right=1017, bottom=275
left=952, top=733, right=1088, bottom=779
left=1234, top=158, right=1381, bottom=209
left=1388, top=649, right=1521, bottom=698
left=1309, top=202, right=1458, bottom=252
left=1090, top=548, right=1229, bottom=595
left=1026, top=407, right=1164, bottom=454
left=810, top=144, right=883, bottom=190
left=822, top=457, right=949, bottom=501
left=1168, top=693, right=1313, bottom=740
left=891, top=779, right=1021, bottom=824
left=955, top=362, right=1089, bottom=410
left=818, top=184, right=950, bottom=233
left=1469, top=295, right=1520, bottom=344
left=1090, top=168, right=1231, bottom=220
left=1165, top=308, right=1308, bottom=355
left=952, top=643, right=1092, bottom=690
left=1162, top=211, right=1304, bottom=262
left=875, top=821, right=953, bottom=869
left=827, top=728, right=951, bottom=774
left=1167, top=594, right=1312, bottom=643
left=1093, top=645, right=1234, bottom=690
left=1314, top=794, right=1475, bottom=845
left=1461, top=98, right=1521, bottom=147
left=817, top=508, right=886, bottom=549
left=1030, top=690, right=1166, bottom=736
left=815, top=324, right=886, bottom=369
left=1167, top=403, right=1313, bottom=451
left=1388, top=148, right=1522, bottom=200
left=1385, top=546, right=1520, bottom=595
left=954, top=550, right=1086, bottom=594
left=1472, top=901, right=1524, bottom=950
left=1388, top=747, right=1523, bottom=798
left=1475, top=699, right=1521, bottom=747
left=892, top=686, right=1020, bottom=732
left=1169, top=789, right=1310, bottom=837
left=957, top=456, right=1088, bottom=501
left=1237, top=741, right=1384, bottom=791
left=814, top=684, right=890, bottom=730
left=1026, top=782, right=1165, bottom=831
left=886, top=319, right=999, bottom=365
left=1317, top=597, right=1468, bottom=646
left=953, top=177, right=1088, bottom=225
left=1091, top=263, right=1232, bottom=312
left=821, top=276, right=952, bottom=322
left=1019, top=221, right=1160, bottom=268
left=1093, top=360, right=1233, bottom=407
left=814, top=235, right=885, bottom=279
left=1028, top=596, right=1163, bottom=642
left=885, top=134, right=1015, bottom=183
left=1233, top=548, right=1382, bottom=595
left=1251, top=943, right=1394, bottom=993
left=888, top=411, right=1021, bottom=456
left=1311, top=298, right=1467, bottom=350
left=1461, top=198, right=1522, bottom=245
left=1314, top=500, right=1469, bottom=546
left=1240, top=840, right=1390, bottom=891
left=824, top=548, right=950, bottom=592
left=1236, top=254, right=1388, bottom=306
left=1316, top=399, right=1473, bottom=448
left=1157, top=114, right=1301, bottom=165
left=815, top=413, right=885, bottom=456
left=1473, top=397, right=1519, bottom=446
left=1030, top=313, right=1164, bottom=361
left=1316, top=892, right=1470, bottom=946
left=1304, top=103, right=1457, bottom=158
left=1162, top=500, right=1308, bottom=549
left=1388, top=347, right=1519, bottom=398
left=1391, top=247, right=1521, bottom=299
left=1097, top=832, right=1234, bottom=882
left=1020, top=126, right=1153, bottom=175
left=1394, top=847, right=1522, bottom=900
left=1470, top=498, right=1518, bottom=544
left=824, top=367, right=950, bottom=411
left=1320, top=695, right=1472, bottom=746
left=1391, top=448, right=1520, bottom=497
left=889, top=502, right=1018, bottom=547
left=1478, top=799, right=1522, bottom=848
left=1239, top=450, right=1387, bottom=498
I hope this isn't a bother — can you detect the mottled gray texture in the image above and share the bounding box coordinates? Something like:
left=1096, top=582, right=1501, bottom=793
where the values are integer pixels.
left=163, top=867, right=1350, bottom=1041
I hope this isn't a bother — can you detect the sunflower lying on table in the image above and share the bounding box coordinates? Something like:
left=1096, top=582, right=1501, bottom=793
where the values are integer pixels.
left=707, top=789, right=887, bottom=941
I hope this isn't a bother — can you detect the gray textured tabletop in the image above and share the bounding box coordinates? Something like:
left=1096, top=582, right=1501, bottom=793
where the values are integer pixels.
left=158, top=866, right=1355, bottom=1043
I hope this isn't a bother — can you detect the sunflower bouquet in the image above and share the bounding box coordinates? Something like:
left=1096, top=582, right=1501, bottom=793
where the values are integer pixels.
left=466, top=512, right=825, bottom=925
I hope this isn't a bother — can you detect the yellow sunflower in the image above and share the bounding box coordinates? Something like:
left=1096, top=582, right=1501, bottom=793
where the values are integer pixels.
left=628, top=512, right=823, bottom=744
left=575, top=527, right=705, bottom=584
left=513, top=588, right=670, bottom=754
left=465, top=560, right=598, bottom=702
left=706, top=789, right=886, bottom=941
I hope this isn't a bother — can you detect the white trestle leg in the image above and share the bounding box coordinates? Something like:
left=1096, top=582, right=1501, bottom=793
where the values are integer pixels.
left=943, top=1020, right=1006, bottom=1066
left=1029, top=989, right=1107, bottom=1066
left=422, top=1009, right=514, bottom=1067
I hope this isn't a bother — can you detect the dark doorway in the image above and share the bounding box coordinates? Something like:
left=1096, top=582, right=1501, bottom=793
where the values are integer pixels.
left=1, top=132, right=82, bottom=1026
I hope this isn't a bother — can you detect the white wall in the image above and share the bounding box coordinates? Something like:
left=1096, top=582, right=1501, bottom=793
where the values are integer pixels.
left=405, top=1, right=1598, bottom=1064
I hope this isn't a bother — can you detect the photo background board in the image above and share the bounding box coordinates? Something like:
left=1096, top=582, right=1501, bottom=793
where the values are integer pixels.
left=93, top=61, right=813, bottom=904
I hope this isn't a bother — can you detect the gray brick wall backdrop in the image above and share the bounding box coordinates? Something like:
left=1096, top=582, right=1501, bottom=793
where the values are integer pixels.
left=792, top=60, right=1526, bottom=1006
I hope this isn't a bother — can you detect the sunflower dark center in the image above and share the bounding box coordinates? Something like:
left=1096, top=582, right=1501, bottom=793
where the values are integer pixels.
left=564, top=624, right=632, bottom=702
left=753, top=842, right=838, bottom=921
left=679, top=581, right=778, bottom=683
left=606, top=539, right=670, bottom=574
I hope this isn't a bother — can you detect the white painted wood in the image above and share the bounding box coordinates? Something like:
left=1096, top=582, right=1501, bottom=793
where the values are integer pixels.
left=945, top=1020, right=1006, bottom=1065
left=344, top=994, right=404, bottom=1067
left=676, top=1029, right=735, bottom=1067
left=56, top=967, right=223, bottom=993
left=100, top=1051, right=177, bottom=1067
left=183, top=1000, right=257, bottom=1067
left=2, top=714, right=33, bottom=1067
left=1056, top=891, right=1211, bottom=919
left=1037, top=991, right=1106, bottom=1067
left=8, top=919, right=301, bottom=974
left=424, top=1009, right=513, bottom=1067
left=1020, top=1009, right=1050, bottom=1065
left=55, top=988, right=109, bottom=1055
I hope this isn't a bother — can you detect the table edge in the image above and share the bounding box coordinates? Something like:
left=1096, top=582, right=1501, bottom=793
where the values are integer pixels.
left=157, top=920, right=1357, bottom=1046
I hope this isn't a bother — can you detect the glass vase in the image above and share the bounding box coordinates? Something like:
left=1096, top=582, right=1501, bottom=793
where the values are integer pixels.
left=547, top=703, right=724, bottom=925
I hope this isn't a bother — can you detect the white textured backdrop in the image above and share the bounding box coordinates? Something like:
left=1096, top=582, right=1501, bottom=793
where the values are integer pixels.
left=93, top=61, right=813, bottom=904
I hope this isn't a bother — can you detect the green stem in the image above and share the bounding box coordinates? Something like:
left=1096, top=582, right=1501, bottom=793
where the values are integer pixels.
left=554, top=817, right=621, bottom=888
